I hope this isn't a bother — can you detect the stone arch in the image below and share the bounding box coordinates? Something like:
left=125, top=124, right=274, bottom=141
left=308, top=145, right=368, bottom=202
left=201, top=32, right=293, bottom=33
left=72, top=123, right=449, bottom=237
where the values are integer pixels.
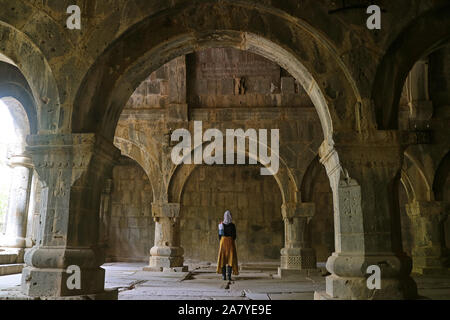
left=300, top=155, right=322, bottom=203
left=372, top=5, right=450, bottom=129
left=167, top=141, right=297, bottom=209
left=0, top=22, right=61, bottom=133
left=402, top=151, right=433, bottom=202
left=73, top=1, right=363, bottom=141
left=0, top=61, right=37, bottom=135
left=400, top=169, right=416, bottom=204
left=113, top=137, right=158, bottom=203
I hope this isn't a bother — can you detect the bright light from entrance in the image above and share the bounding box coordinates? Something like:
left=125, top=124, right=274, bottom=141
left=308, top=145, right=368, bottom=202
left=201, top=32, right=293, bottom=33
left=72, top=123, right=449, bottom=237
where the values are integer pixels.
left=0, top=99, right=19, bottom=232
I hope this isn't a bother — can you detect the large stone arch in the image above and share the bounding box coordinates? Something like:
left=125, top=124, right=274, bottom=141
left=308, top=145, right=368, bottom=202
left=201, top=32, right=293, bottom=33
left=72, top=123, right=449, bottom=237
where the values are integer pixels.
left=167, top=141, right=298, bottom=208
left=113, top=137, right=158, bottom=202
left=73, top=1, right=363, bottom=141
left=0, top=21, right=61, bottom=133
left=372, top=5, right=450, bottom=129
left=0, top=61, right=37, bottom=135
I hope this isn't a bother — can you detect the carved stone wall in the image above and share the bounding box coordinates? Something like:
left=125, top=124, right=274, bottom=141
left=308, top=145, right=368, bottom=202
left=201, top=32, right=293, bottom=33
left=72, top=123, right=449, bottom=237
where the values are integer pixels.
left=180, top=164, right=284, bottom=263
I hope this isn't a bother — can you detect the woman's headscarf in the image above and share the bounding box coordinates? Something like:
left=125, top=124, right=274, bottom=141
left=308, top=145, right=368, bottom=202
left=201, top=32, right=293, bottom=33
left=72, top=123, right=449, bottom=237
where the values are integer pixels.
left=223, top=210, right=232, bottom=225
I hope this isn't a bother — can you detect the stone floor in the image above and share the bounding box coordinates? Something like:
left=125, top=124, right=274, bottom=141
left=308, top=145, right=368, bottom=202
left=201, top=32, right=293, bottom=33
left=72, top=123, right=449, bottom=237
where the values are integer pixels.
left=105, top=262, right=325, bottom=300
left=1, top=262, right=450, bottom=300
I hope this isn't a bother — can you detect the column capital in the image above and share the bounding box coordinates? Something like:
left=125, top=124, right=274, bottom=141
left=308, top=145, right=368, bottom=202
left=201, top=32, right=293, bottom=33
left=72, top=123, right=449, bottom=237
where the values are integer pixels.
left=319, top=130, right=416, bottom=173
left=281, top=202, right=315, bottom=221
left=26, top=133, right=120, bottom=188
left=151, top=202, right=180, bottom=220
left=26, top=133, right=120, bottom=165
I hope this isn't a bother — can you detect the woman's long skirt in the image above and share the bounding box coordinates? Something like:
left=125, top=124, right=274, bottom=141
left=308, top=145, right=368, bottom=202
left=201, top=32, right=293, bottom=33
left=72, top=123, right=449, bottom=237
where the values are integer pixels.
left=216, top=236, right=239, bottom=275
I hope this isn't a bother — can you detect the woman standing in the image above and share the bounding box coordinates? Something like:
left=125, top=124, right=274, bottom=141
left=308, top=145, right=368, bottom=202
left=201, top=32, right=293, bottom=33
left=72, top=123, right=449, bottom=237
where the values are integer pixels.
left=216, top=210, right=239, bottom=281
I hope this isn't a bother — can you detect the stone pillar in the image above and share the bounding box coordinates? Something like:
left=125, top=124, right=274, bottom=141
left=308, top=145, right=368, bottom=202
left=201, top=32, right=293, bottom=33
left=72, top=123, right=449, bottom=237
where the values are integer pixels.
left=0, top=154, right=33, bottom=262
left=315, top=132, right=418, bottom=300
left=405, top=201, right=450, bottom=275
left=25, top=172, right=42, bottom=249
left=278, top=202, right=318, bottom=277
left=20, top=134, right=120, bottom=299
left=145, top=202, right=187, bottom=272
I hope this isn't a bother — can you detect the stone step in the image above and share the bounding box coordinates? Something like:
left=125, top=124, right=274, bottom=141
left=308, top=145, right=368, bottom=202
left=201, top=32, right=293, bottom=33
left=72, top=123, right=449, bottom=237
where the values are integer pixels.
left=0, top=264, right=24, bottom=276
left=0, top=253, right=18, bottom=265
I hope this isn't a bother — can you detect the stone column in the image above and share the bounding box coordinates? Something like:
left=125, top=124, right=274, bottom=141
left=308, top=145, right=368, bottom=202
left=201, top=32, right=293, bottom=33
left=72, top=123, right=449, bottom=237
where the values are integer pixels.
left=405, top=200, right=450, bottom=275
left=145, top=202, right=187, bottom=272
left=315, top=131, right=418, bottom=300
left=0, top=154, right=33, bottom=262
left=278, top=202, right=318, bottom=277
left=25, top=172, right=46, bottom=249
left=99, top=179, right=113, bottom=251
left=20, top=134, right=120, bottom=299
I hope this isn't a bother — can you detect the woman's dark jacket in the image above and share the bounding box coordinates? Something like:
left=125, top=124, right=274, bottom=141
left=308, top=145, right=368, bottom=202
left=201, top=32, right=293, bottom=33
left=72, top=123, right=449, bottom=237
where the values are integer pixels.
left=219, top=223, right=236, bottom=241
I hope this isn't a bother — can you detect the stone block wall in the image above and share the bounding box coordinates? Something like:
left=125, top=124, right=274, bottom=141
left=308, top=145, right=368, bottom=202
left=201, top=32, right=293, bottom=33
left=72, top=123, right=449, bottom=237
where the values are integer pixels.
left=180, top=165, right=284, bottom=263
left=107, top=157, right=154, bottom=261
left=125, top=64, right=169, bottom=109
left=186, top=48, right=312, bottom=108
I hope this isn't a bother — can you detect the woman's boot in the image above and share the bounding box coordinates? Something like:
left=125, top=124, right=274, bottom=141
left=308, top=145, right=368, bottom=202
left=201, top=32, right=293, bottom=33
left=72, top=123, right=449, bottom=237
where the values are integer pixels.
left=222, top=266, right=227, bottom=280
left=227, top=266, right=232, bottom=281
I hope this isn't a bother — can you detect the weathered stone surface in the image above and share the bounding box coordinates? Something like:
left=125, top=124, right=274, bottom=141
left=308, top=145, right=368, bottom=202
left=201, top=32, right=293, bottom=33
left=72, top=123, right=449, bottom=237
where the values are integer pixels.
left=0, top=1, right=448, bottom=301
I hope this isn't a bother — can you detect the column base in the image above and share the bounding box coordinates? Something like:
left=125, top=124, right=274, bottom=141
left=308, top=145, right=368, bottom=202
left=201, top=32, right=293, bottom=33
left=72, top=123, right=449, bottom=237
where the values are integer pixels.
left=0, top=289, right=118, bottom=300
left=280, top=248, right=317, bottom=270
left=148, top=248, right=185, bottom=271
left=314, top=274, right=417, bottom=300
left=143, top=266, right=188, bottom=272
left=278, top=267, right=320, bottom=278
left=21, top=267, right=106, bottom=298
left=314, top=291, right=338, bottom=300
